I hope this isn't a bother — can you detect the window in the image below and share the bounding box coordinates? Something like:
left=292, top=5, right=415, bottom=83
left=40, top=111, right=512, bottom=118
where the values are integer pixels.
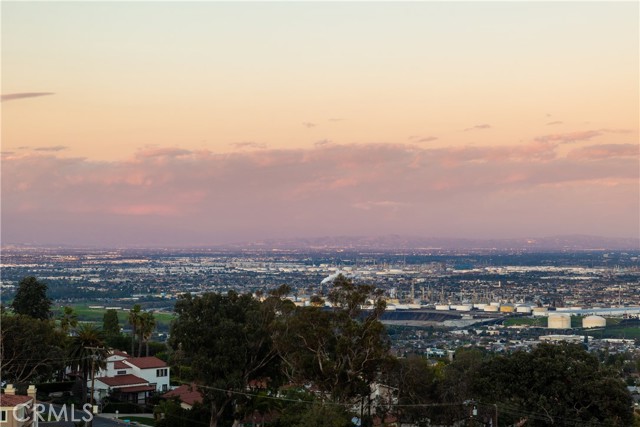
left=156, top=368, right=168, bottom=377
left=117, top=370, right=127, bottom=375
left=162, top=384, right=168, bottom=391
left=1, top=410, right=7, bottom=422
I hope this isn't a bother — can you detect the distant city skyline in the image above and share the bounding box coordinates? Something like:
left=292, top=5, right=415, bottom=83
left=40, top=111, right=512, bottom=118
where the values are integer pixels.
left=2, top=2, right=638, bottom=247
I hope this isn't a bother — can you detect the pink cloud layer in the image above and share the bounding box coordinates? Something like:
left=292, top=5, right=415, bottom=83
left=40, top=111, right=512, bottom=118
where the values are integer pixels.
left=2, top=141, right=638, bottom=245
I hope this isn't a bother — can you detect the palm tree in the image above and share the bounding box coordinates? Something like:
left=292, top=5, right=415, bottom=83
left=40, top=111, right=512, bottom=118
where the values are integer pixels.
left=59, top=306, right=78, bottom=335
left=139, top=312, right=157, bottom=357
left=67, top=324, right=107, bottom=404
left=128, top=304, right=141, bottom=356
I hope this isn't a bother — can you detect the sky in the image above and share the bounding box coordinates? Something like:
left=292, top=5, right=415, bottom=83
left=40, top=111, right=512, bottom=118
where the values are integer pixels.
left=2, top=1, right=638, bottom=247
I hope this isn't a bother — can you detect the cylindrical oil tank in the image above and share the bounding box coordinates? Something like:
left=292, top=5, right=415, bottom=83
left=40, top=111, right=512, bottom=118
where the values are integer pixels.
left=474, top=303, right=487, bottom=310
left=500, top=304, right=515, bottom=313
left=532, top=307, right=549, bottom=317
left=582, top=315, right=606, bottom=328
left=435, top=304, right=450, bottom=311
left=483, top=305, right=500, bottom=312
left=516, top=305, right=533, bottom=314
left=548, top=313, right=571, bottom=329
left=453, top=304, right=473, bottom=311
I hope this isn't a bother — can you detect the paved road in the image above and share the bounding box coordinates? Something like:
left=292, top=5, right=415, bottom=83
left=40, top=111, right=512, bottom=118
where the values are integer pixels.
left=35, top=404, right=149, bottom=427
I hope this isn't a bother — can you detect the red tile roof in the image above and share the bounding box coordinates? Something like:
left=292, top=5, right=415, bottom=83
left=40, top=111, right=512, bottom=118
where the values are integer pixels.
left=163, top=384, right=203, bottom=407
left=124, top=357, right=167, bottom=369
left=118, top=385, right=156, bottom=393
left=97, top=374, right=148, bottom=387
left=114, top=360, right=130, bottom=370
left=0, top=394, right=33, bottom=407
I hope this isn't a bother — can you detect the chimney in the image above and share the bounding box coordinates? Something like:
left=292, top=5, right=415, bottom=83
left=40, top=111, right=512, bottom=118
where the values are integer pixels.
left=5, top=384, right=16, bottom=395
left=27, top=385, right=37, bottom=400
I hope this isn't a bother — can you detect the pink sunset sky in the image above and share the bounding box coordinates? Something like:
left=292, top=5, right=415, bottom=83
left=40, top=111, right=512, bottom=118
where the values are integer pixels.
left=2, top=2, right=638, bottom=247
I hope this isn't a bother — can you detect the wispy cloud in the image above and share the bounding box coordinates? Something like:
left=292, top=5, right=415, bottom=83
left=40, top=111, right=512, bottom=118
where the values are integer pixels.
left=546, top=121, right=563, bottom=125
left=417, top=136, right=438, bottom=143
left=231, top=141, right=267, bottom=150
left=464, top=124, right=491, bottom=131
left=535, top=130, right=602, bottom=144
left=1, top=92, right=55, bottom=102
left=34, top=145, right=68, bottom=152
left=567, top=144, right=639, bottom=160
left=302, top=122, right=317, bottom=128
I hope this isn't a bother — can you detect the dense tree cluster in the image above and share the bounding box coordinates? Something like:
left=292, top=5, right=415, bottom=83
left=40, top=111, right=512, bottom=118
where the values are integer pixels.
left=1, top=277, right=156, bottom=406
left=0, top=276, right=634, bottom=427
left=165, top=275, right=635, bottom=427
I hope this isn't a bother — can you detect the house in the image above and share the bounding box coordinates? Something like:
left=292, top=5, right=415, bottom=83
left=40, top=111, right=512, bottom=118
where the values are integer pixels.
left=90, top=351, right=170, bottom=404
left=0, top=385, right=36, bottom=427
left=93, top=375, right=156, bottom=405
left=161, top=384, right=203, bottom=410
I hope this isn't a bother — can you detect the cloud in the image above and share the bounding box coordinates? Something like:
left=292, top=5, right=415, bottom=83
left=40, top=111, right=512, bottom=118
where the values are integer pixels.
left=417, top=136, right=438, bottom=143
left=567, top=144, right=639, bottom=160
left=1, top=92, right=55, bottom=102
left=464, top=124, right=491, bottom=131
left=2, top=142, right=637, bottom=245
left=231, top=142, right=267, bottom=150
left=302, top=122, right=316, bottom=128
left=34, top=146, right=68, bottom=152
left=534, top=128, right=632, bottom=144
left=352, top=200, right=411, bottom=211
left=535, top=130, right=602, bottom=144
left=546, top=121, right=563, bottom=125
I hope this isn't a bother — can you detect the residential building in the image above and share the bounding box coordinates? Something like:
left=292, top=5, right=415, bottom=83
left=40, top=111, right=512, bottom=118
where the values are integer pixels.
left=0, top=385, right=36, bottom=427
left=90, top=351, right=170, bottom=404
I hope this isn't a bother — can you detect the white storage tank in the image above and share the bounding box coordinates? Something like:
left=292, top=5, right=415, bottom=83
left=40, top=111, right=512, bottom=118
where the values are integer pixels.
left=548, top=313, right=571, bottom=329
left=582, top=315, right=606, bottom=328
left=516, top=305, right=533, bottom=314
left=435, top=304, right=450, bottom=311
left=532, top=307, right=549, bottom=317
left=483, top=305, right=500, bottom=312
left=453, top=304, right=473, bottom=312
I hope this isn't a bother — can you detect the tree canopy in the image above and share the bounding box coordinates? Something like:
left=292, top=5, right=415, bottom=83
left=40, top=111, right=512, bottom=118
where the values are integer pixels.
left=169, top=291, right=279, bottom=427
left=11, top=276, right=52, bottom=320
left=0, top=314, right=66, bottom=383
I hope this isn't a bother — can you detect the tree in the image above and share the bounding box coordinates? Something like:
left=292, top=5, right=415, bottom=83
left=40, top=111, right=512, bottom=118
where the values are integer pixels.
left=67, top=324, right=108, bottom=404
left=272, top=275, right=390, bottom=404
left=128, top=304, right=141, bottom=356
left=139, top=311, right=157, bottom=357
left=11, top=276, right=52, bottom=320
left=0, top=314, right=66, bottom=383
left=59, top=306, right=79, bottom=334
left=103, top=309, right=120, bottom=337
left=471, top=343, right=633, bottom=426
left=169, top=291, right=280, bottom=427
left=382, top=355, right=439, bottom=425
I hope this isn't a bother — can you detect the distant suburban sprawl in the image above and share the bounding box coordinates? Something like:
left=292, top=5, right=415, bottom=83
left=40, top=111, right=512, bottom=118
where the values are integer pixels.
left=1, top=244, right=639, bottom=426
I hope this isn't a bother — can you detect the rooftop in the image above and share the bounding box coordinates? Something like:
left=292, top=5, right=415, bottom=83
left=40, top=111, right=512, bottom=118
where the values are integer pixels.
left=97, top=374, right=148, bottom=387
left=124, top=357, right=167, bottom=369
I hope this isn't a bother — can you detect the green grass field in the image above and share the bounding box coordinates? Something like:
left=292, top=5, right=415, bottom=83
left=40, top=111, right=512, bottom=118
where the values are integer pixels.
left=52, top=304, right=174, bottom=330
left=503, top=317, right=547, bottom=327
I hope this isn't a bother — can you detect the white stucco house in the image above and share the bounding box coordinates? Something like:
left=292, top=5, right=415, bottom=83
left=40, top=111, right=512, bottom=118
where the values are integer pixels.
left=90, top=350, right=170, bottom=404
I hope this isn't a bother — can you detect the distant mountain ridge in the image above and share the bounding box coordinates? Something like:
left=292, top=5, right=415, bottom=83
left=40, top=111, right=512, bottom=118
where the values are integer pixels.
left=241, top=234, right=640, bottom=251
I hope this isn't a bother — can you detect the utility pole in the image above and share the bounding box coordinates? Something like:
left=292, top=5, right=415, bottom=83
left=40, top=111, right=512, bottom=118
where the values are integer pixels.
left=85, top=346, right=104, bottom=427
left=494, top=403, right=498, bottom=427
